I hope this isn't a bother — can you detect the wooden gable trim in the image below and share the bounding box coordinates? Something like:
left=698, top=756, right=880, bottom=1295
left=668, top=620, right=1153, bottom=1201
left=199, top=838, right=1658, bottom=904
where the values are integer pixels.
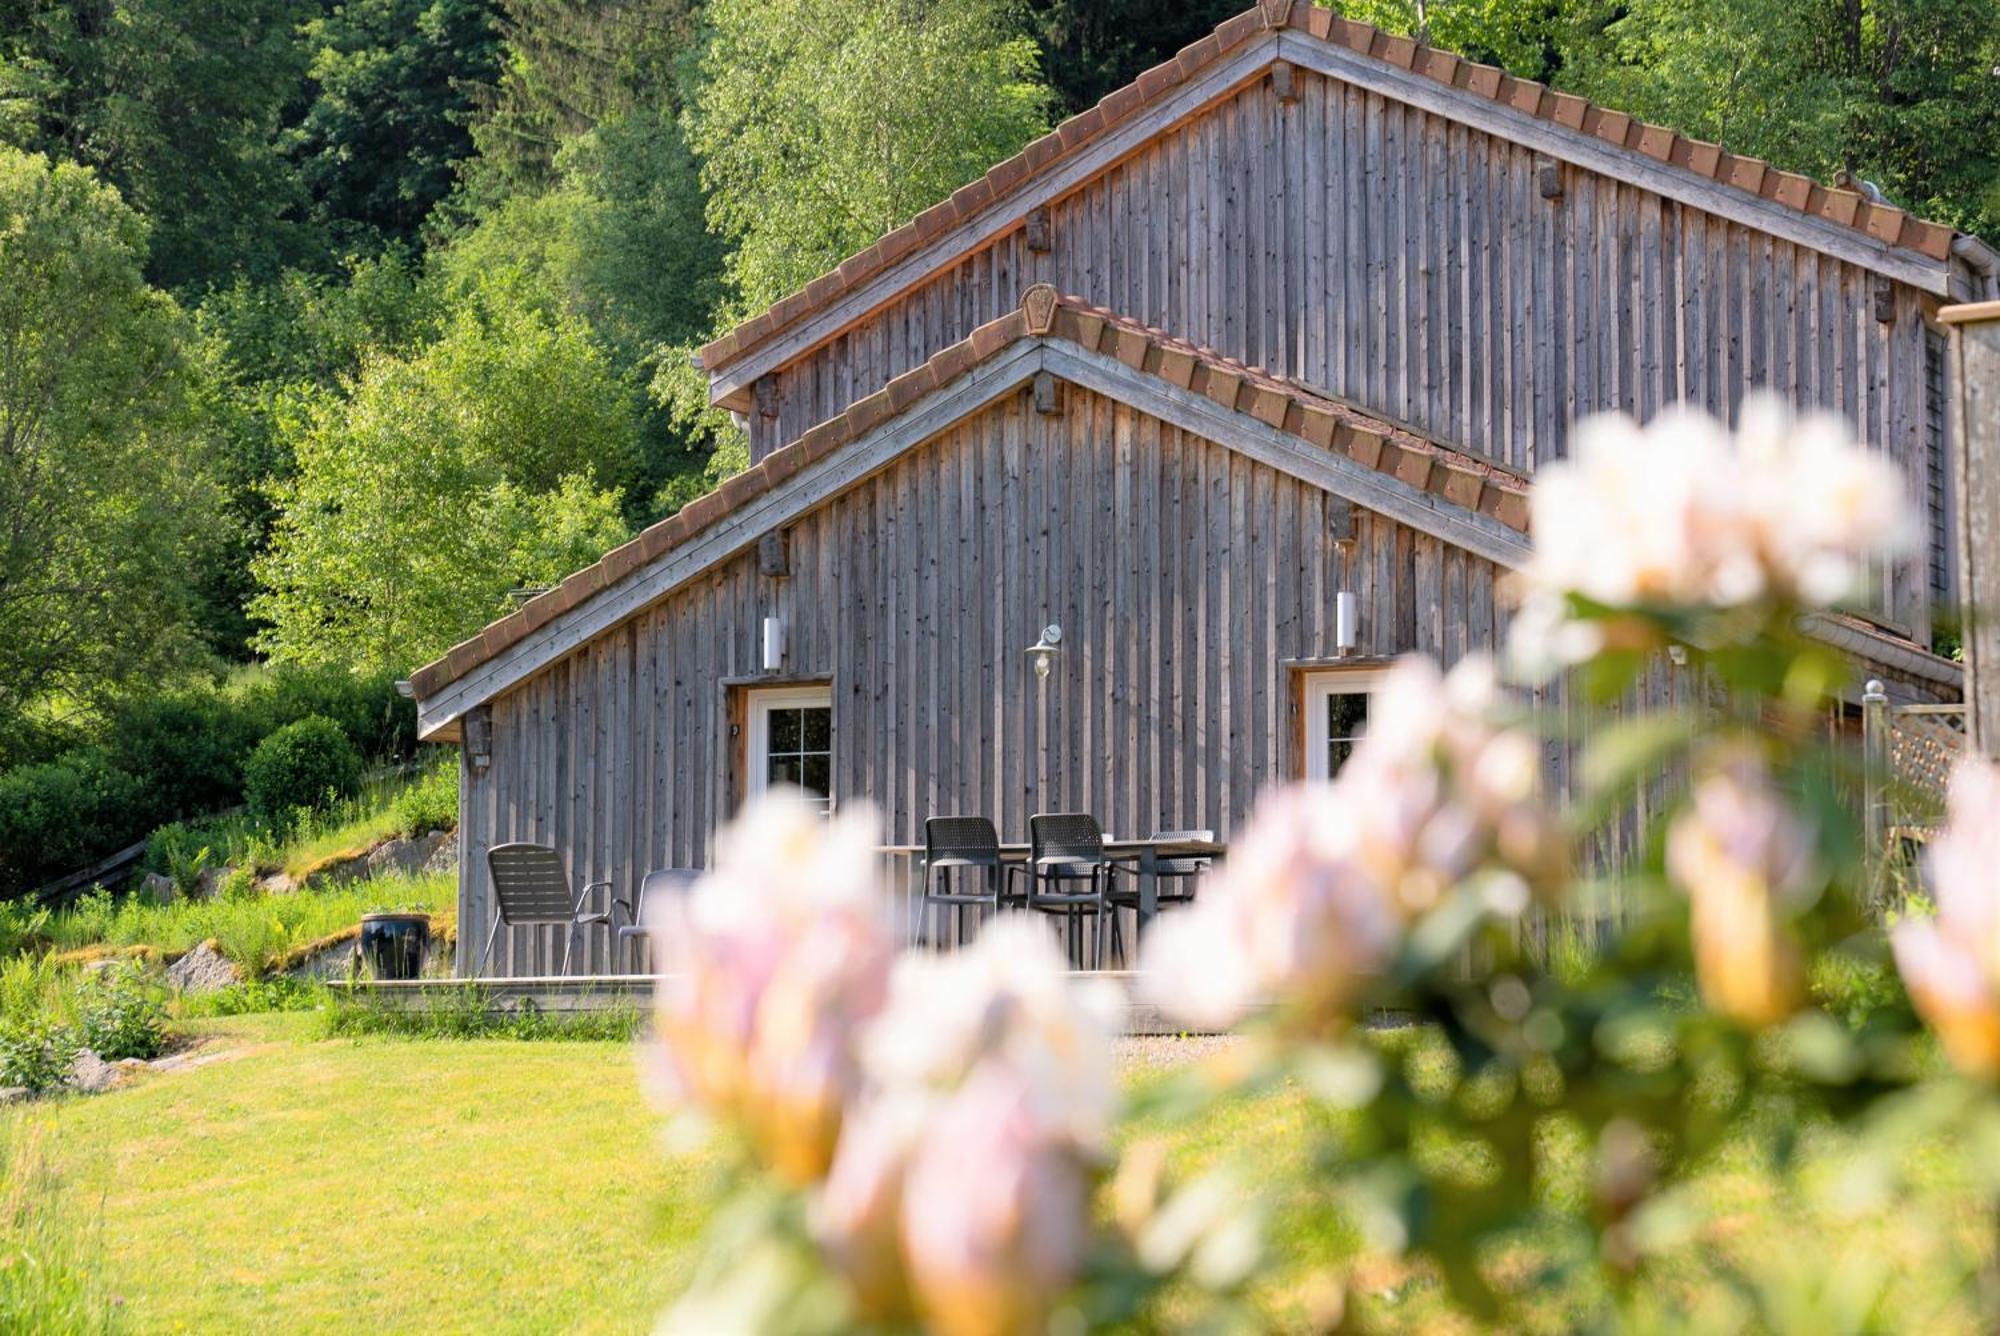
left=700, top=7, right=1967, bottom=402
left=415, top=302, right=1531, bottom=736
left=702, top=36, right=1281, bottom=408
left=415, top=342, right=1043, bottom=737
left=1277, top=33, right=1951, bottom=297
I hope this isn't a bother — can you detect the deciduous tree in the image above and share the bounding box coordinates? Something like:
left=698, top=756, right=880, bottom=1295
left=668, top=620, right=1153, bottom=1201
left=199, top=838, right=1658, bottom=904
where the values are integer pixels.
left=684, top=0, right=1054, bottom=312
left=249, top=296, right=638, bottom=674
left=0, top=148, right=217, bottom=721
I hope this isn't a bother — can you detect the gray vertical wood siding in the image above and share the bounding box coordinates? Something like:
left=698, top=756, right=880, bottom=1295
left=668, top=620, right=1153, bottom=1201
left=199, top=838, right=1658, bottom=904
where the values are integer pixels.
left=750, top=66, right=1944, bottom=632
left=459, top=384, right=1529, bottom=973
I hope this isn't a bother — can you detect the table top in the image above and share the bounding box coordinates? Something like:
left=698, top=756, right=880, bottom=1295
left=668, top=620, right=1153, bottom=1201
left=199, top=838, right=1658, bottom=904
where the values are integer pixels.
left=876, top=836, right=1225, bottom=858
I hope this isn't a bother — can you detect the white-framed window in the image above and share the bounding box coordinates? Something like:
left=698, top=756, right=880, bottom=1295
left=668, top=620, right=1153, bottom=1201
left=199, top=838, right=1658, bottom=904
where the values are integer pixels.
left=746, top=684, right=834, bottom=813
left=1300, top=668, right=1389, bottom=780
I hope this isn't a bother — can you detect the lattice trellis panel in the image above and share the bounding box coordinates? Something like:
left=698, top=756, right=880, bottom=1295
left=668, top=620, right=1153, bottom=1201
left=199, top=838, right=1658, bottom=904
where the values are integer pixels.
left=1889, top=707, right=1968, bottom=829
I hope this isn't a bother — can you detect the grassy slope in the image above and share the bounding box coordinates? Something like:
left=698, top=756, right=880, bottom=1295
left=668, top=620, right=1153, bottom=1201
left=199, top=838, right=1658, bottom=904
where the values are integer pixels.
left=8, top=1020, right=1994, bottom=1333
left=9, top=1016, right=710, bottom=1333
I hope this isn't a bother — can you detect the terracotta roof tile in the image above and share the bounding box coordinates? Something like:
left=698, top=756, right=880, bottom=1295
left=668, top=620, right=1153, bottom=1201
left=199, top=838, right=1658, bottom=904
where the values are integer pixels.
left=1587, top=107, right=1632, bottom=147
left=1461, top=62, right=1503, bottom=99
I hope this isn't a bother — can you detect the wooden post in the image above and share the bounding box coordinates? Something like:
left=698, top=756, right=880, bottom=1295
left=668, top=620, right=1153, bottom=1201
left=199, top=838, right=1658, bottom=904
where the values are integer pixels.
left=1862, top=678, right=1890, bottom=871
left=1940, top=301, right=2000, bottom=758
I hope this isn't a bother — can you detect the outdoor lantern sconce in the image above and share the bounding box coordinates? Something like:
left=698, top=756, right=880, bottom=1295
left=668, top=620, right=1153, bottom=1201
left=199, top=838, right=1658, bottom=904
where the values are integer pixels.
left=1027, top=624, right=1063, bottom=681
left=762, top=615, right=786, bottom=672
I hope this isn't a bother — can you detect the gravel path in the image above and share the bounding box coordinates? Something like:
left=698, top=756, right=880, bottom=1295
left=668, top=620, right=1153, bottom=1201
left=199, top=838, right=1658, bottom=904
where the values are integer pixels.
left=1115, top=1033, right=1241, bottom=1070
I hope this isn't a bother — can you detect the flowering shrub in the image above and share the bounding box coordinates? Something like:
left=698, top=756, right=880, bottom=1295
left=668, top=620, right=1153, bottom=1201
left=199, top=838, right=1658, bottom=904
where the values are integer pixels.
left=1892, top=757, right=2000, bottom=1077
left=652, top=398, right=1995, bottom=1330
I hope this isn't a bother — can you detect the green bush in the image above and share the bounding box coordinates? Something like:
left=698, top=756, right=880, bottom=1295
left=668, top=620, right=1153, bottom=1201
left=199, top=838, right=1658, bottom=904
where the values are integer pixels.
left=180, top=976, right=329, bottom=1017
left=78, top=966, right=165, bottom=1061
left=0, top=668, right=415, bottom=900
left=389, top=756, right=458, bottom=837
left=104, top=689, right=261, bottom=825
left=142, top=822, right=217, bottom=900
left=0, top=902, right=50, bottom=958
left=320, top=988, right=641, bottom=1041
left=236, top=666, right=416, bottom=764
left=0, top=751, right=148, bottom=898
left=243, top=716, right=362, bottom=828
left=0, top=1017, right=79, bottom=1093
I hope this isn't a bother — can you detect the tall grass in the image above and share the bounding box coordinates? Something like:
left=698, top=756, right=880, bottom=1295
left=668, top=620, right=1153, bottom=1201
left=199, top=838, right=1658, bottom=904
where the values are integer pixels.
left=44, top=872, right=455, bottom=975
left=142, top=765, right=437, bottom=884
left=0, top=953, right=79, bottom=1029
left=319, top=986, right=643, bottom=1042
left=0, top=1126, right=118, bottom=1333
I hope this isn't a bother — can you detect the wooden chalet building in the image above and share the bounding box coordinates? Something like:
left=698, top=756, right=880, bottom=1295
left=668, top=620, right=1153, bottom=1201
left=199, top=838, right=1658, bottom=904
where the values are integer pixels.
left=409, top=0, right=1997, bottom=975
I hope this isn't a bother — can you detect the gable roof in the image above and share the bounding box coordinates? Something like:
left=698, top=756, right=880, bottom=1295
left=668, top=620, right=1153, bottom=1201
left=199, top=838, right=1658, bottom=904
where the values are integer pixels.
left=698, top=0, right=1983, bottom=396
left=410, top=285, right=1531, bottom=732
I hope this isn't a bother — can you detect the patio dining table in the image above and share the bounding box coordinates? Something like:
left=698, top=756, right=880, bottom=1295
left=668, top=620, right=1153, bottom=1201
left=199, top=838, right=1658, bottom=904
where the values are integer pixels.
left=878, top=833, right=1226, bottom=934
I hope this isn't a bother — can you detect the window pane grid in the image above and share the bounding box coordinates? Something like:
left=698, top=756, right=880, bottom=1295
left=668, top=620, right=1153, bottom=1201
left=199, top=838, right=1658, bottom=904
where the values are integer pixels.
left=763, top=704, right=832, bottom=813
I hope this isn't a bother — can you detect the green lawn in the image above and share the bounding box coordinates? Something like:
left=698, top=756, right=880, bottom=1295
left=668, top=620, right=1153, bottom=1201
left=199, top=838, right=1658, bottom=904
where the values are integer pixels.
left=8, top=1015, right=710, bottom=1333
left=8, top=1018, right=1996, bottom=1333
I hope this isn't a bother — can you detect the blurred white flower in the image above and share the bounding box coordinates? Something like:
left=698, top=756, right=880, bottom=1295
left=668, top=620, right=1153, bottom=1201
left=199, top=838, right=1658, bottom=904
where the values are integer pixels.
left=1892, top=756, right=2000, bottom=1077
left=1143, top=656, right=1561, bottom=1031
left=650, top=791, right=895, bottom=1182
left=1510, top=395, right=1915, bottom=670
left=1665, top=749, right=1817, bottom=1028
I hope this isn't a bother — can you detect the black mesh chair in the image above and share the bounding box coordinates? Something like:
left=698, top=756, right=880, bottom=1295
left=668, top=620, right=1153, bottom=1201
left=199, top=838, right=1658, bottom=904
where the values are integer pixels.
left=918, top=817, right=1023, bottom=948
left=1027, top=813, right=1117, bottom=969
left=1108, top=828, right=1216, bottom=965
left=478, top=843, right=613, bottom=978
left=611, top=868, right=700, bottom=973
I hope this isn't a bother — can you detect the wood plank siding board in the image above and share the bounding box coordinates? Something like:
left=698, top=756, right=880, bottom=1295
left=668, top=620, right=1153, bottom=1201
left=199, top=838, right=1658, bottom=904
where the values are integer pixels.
left=455, top=383, right=1530, bottom=972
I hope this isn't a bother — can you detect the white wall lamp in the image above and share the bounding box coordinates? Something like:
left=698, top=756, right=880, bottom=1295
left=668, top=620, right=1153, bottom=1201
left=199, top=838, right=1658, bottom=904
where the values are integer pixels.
left=1335, top=590, right=1359, bottom=654
left=762, top=615, right=787, bottom=672
left=1026, top=624, right=1063, bottom=681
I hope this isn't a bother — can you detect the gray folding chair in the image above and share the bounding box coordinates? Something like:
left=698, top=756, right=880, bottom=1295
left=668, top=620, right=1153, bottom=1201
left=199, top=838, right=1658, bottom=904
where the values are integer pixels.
left=611, top=868, right=700, bottom=973
left=477, top=843, right=613, bottom=978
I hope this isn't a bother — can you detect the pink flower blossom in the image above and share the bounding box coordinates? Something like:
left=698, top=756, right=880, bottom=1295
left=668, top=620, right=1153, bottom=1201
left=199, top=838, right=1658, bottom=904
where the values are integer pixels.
left=1509, top=395, right=1915, bottom=675
left=899, top=1062, right=1093, bottom=1336
left=814, top=920, right=1117, bottom=1331
left=1665, top=750, right=1818, bottom=1028
left=1142, top=656, right=1561, bottom=1031
left=650, top=792, right=895, bottom=1182
left=1893, top=757, right=2000, bottom=1077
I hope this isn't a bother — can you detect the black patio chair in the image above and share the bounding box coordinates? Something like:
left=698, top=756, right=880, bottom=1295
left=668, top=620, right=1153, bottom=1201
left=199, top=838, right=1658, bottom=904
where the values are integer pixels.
left=611, top=868, right=701, bottom=973
left=918, top=817, right=1024, bottom=949
left=1027, top=813, right=1117, bottom=969
left=477, top=843, right=614, bottom=979
left=1108, top=828, right=1216, bottom=965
